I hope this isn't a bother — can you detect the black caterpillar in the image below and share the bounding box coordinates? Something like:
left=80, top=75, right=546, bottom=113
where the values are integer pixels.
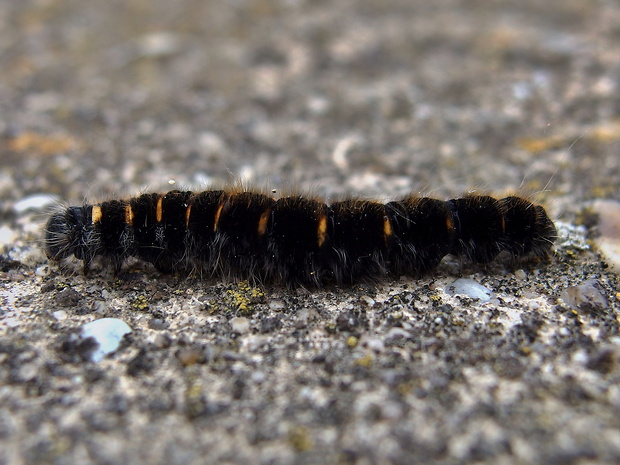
left=45, top=190, right=557, bottom=286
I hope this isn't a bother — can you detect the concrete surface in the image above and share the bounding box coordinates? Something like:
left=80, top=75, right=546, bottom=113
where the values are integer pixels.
left=1, top=0, right=620, bottom=464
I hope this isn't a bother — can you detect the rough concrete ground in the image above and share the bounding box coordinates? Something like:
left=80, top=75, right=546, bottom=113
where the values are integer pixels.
left=1, top=0, right=620, bottom=464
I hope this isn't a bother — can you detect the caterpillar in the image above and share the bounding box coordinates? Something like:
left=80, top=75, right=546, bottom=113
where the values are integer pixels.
left=44, top=190, right=557, bottom=286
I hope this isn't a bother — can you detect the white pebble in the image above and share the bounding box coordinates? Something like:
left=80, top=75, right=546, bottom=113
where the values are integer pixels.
left=558, top=327, right=571, bottom=336
left=13, top=194, right=58, bottom=212
left=230, top=317, right=250, bottom=334
left=268, top=299, right=286, bottom=311
left=251, top=371, right=266, bottom=384
left=3, top=318, right=19, bottom=328
left=445, top=278, right=493, bottom=302
left=0, top=226, right=17, bottom=246
left=384, top=327, right=410, bottom=343
left=35, top=265, right=51, bottom=277
left=359, top=335, right=384, bottom=353
left=81, top=318, right=132, bottom=362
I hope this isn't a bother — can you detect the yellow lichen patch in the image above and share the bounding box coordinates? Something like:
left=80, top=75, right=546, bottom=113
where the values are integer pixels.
left=186, top=382, right=203, bottom=399
left=185, top=382, right=207, bottom=419
left=355, top=353, right=373, bottom=367
left=324, top=321, right=337, bottom=333
left=8, top=131, right=79, bottom=155
left=56, top=282, right=69, bottom=290
left=591, top=186, right=618, bottom=199
left=131, top=295, right=149, bottom=311
left=396, top=380, right=416, bottom=396
left=346, top=335, right=359, bottom=348
left=288, top=426, right=313, bottom=452
left=430, top=294, right=443, bottom=304
left=223, top=281, right=265, bottom=315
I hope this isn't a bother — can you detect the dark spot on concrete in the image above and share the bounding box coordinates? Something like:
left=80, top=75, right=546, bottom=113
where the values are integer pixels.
left=126, top=348, right=155, bottom=376
left=57, top=334, right=98, bottom=363
left=54, top=288, right=80, bottom=308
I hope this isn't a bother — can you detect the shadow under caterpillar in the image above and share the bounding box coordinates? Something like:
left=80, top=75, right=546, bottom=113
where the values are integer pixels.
left=45, top=190, right=557, bottom=286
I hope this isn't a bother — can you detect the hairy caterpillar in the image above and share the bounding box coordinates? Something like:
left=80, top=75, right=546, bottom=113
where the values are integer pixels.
left=44, top=190, right=557, bottom=286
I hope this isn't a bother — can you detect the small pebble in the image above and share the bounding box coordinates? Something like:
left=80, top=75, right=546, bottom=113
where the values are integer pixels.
left=52, top=310, right=67, bottom=321
left=251, top=371, right=266, bottom=384
left=295, top=308, right=311, bottom=328
left=3, top=318, right=19, bottom=328
left=384, top=327, right=410, bottom=344
left=268, top=299, right=286, bottom=311
left=81, top=318, right=132, bottom=362
left=134, top=32, right=184, bottom=58
left=154, top=333, right=172, bottom=349
left=359, top=335, right=384, bottom=353
left=381, top=401, right=404, bottom=420
left=9, top=247, right=43, bottom=268
left=561, top=279, right=609, bottom=315
left=35, top=265, right=51, bottom=277
left=445, top=278, right=494, bottom=302
left=176, top=347, right=202, bottom=366
left=91, top=301, right=108, bottom=313
left=0, top=227, right=17, bottom=247
left=148, top=318, right=168, bottom=330
left=230, top=317, right=250, bottom=334
left=360, top=295, right=375, bottom=307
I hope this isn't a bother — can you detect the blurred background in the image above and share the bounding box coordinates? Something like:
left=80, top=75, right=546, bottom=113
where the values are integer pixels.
left=1, top=0, right=619, bottom=211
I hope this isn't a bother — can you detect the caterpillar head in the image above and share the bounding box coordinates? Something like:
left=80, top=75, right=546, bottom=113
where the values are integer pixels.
left=45, top=206, right=94, bottom=261
left=531, top=204, right=558, bottom=257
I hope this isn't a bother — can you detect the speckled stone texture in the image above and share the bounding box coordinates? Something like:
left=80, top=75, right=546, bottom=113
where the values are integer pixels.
left=1, top=1, right=620, bottom=464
